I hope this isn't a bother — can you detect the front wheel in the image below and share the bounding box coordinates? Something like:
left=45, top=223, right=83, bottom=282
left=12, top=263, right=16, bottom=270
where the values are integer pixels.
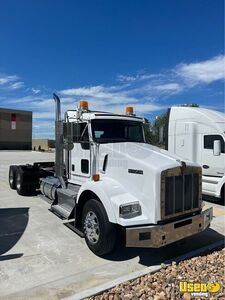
left=82, top=199, right=117, bottom=256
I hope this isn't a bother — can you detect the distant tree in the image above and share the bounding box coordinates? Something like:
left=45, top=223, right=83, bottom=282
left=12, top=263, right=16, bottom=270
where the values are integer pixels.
left=143, top=119, right=154, bottom=144
left=143, top=114, right=168, bottom=146
left=154, top=112, right=168, bottom=129
left=152, top=112, right=168, bottom=147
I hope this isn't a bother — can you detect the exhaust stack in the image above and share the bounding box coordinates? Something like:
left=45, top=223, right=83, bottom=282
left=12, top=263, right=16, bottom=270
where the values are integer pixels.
left=53, top=93, right=66, bottom=188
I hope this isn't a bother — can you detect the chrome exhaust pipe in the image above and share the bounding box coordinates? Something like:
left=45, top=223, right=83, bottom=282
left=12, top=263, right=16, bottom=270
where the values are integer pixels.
left=54, top=92, right=61, bottom=122
left=53, top=93, right=66, bottom=188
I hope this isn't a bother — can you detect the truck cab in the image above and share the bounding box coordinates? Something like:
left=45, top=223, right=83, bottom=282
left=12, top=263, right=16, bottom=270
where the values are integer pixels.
left=9, top=96, right=213, bottom=256
left=167, top=106, right=225, bottom=201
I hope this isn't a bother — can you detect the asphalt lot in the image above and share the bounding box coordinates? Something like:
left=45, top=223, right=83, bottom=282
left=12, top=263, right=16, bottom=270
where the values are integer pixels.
left=0, top=151, right=224, bottom=299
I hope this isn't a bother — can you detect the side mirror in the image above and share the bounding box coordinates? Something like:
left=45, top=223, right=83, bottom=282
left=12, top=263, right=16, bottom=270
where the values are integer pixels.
left=63, top=122, right=74, bottom=151
left=213, top=140, right=221, bottom=156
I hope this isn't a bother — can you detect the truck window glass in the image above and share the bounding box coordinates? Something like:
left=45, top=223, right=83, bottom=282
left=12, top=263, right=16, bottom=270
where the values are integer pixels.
left=73, top=123, right=80, bottom=142
left=81, top=159, right=89, bottom=174
left=73, top=123, right=90, bottom=149
left=73, top=123, right=88, bottom=142
left=91, top=119, right=144, bottom=143
left=80, top=123, right=89, bottom=142
left=204, top=135, right=225, bottom=153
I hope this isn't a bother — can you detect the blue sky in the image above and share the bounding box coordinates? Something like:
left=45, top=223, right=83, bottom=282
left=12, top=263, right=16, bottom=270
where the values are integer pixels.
left=0, top=0, right=224, bottom=138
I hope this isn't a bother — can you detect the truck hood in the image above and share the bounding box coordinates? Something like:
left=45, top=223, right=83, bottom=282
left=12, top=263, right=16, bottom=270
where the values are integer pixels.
left=99, top=142, right=197, bottom=172
left=97, top=142, right=200, bottom=226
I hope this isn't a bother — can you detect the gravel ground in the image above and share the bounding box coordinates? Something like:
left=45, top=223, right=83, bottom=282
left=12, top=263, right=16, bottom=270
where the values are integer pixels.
left=86, top=248, right=225, bottom=300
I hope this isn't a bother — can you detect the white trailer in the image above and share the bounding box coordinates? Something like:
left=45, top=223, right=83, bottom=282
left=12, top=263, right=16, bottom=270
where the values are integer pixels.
left=9, top=95, right=212, bottom=256
left=167, top=106, right=225, bottom=201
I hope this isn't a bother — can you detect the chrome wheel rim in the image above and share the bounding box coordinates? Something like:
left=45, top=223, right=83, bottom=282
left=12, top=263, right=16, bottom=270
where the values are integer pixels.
left=84, top=211, right=100, bottom=244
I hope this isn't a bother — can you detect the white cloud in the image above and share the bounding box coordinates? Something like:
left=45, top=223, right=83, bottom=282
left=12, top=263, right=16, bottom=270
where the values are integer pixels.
left=61, top=85, right=111, bottom=97
left=8, top=81, right=25, bottom=90
left=33, top=111, right=55, bottom=119
left=143, top=82, right=183, bottom=95
left=176, top=55, right=225, bottom=85
left=31, top=88, right=41, bottom=94
left=56, top=55, right=225, bottom=121
left=117, top=75, right=137, bottom=82
left=153, top=83, right=182, bottom=92
left=117, top=73, right=160, bottom=82
left=0, top=75, right=18, bottom=85
left=1, top=54, right=224, bottom=139
left=60, top=85, right=140, bottom=106
left=0, top=74, right=24, bottom=90
left=33, top=120, right=55, bottom=138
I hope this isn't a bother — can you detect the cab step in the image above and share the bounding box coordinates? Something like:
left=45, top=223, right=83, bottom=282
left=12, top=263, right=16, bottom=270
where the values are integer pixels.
left=64, top=220, right=84, bottom=237
left=51, top=188, right=78, bottom=219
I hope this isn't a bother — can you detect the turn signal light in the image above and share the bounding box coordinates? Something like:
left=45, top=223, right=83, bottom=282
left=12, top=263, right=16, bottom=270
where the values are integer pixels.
left=80, top=100, right=89, bottom=110
left=92, top=174, right=100, bottom=182
left=126, top=106, right=134, bottom=115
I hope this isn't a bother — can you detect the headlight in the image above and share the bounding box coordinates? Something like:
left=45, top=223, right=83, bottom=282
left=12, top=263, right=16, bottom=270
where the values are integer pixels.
left=119, top=202, right=142, bottom=219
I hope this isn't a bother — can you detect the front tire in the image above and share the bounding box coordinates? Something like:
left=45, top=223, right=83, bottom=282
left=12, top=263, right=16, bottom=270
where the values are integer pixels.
left=82, top=199, right=117, bottom=256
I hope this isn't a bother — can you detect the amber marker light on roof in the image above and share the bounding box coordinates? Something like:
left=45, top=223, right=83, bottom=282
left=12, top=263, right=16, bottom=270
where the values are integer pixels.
left=126, top=106, right=134, bottom=115
left=80, top=100, right=89, bottom=110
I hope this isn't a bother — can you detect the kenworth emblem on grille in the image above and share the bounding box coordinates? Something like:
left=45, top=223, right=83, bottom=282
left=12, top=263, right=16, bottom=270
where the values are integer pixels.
left=180, top=161, right=187, bottom=174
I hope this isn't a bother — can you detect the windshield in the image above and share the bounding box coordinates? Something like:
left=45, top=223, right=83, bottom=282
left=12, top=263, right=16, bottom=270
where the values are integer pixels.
left=91, top=119, right=145, bottom=143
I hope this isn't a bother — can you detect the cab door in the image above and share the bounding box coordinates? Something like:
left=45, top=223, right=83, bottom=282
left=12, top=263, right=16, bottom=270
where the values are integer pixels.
left=201, top=134, right=225, bottom=177
left=70, top=122, right=91, bottom=184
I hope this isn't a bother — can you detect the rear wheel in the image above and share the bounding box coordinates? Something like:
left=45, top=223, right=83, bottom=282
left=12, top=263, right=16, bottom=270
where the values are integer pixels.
left=16, top=167, right=36, bottom=196
left=9, top=165, right=18, bottom=189
left=82, top=199, right=117, bottom=256
left=16, top=168, right=27, bottom=195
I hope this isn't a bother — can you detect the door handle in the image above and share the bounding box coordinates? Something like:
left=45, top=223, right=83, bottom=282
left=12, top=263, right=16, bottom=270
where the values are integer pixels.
left=203, top=165, right=209, bottom=169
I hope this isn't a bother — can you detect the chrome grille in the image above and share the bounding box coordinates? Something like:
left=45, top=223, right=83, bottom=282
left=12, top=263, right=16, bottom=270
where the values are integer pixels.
left=161, top=167, right=201, bottom=219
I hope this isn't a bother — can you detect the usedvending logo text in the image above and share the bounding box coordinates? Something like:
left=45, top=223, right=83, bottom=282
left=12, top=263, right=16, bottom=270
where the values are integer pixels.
left=179, top=281, right=221, bottom=297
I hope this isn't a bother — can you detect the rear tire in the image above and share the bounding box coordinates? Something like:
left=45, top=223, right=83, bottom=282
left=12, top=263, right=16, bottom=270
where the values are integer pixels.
left=16, top=167, right=36, bottom=196
left=16, top=167, right=27, bottom=195
left=9, top=165, right=18, bottom=189
left=82, top=199, right=117, bottom=256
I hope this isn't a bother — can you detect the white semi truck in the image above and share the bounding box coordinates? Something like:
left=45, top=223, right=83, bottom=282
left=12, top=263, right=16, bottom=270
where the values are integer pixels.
left=9, top=95, right=212, bottom=256
left=166, top=106, right=225, bottom=202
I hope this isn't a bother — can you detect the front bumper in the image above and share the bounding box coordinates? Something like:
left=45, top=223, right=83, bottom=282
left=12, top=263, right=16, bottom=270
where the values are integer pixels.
left=126, top=207, right=213, bottom=248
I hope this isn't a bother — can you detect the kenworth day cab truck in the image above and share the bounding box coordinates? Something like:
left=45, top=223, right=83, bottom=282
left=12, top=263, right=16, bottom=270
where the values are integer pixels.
left=166, top=106, right=225, bottom=202
left=9, top=94, right=212, bottom=256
